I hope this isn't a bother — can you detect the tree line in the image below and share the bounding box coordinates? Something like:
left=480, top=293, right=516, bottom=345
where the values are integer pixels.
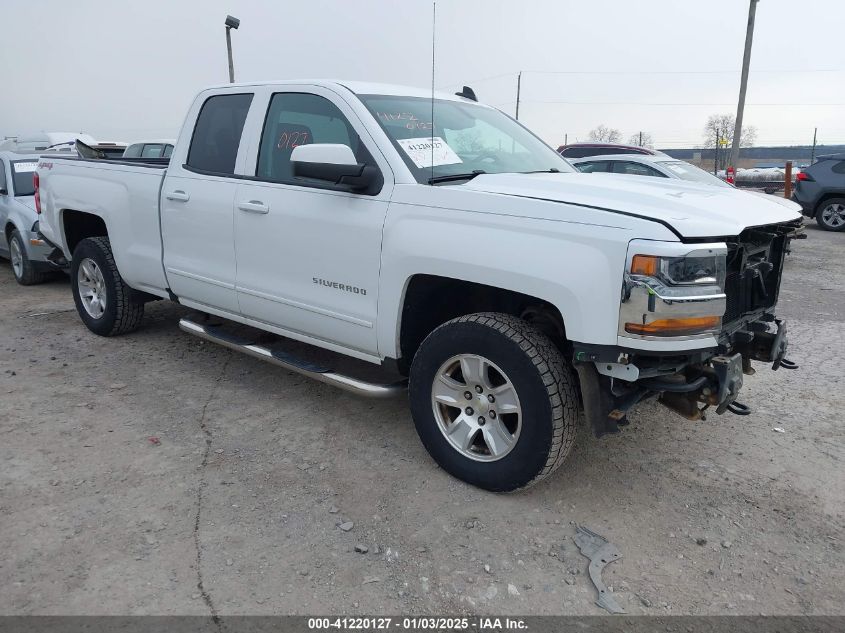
left=581, top=114, right=756, bottom=168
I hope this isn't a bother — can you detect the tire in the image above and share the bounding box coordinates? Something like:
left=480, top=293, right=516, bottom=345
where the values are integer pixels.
left=9, top=229, right=50, bottom=285
left=409, top=312, right=578, bottom=492
left=70, top=236, right=144, bottom=336
left=815, top=198, right=845, bottom=232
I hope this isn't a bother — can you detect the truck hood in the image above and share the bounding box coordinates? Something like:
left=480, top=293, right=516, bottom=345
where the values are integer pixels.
left=462, top=172, right=802, bottom=238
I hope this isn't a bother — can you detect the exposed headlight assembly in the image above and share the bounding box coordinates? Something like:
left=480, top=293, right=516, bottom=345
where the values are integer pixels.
left=630, top=252, right=726, bottom=289
left=621, top=244, right=727, bottom=338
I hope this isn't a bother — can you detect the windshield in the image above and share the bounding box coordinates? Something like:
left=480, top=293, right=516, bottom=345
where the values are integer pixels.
left=657, top=160, right=731, bottom=187
left=11, top=160, right=38, bottom=196
left=359, top=95, right=573, bottom=183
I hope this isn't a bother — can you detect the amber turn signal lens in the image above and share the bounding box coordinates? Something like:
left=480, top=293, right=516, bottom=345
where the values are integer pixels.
left=625, top=316, right=721, bottom=337
left=630, top=254, right=659, bottom=276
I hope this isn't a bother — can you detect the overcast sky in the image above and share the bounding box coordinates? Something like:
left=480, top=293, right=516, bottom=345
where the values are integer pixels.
left=2, top=0, right=843, bottom=149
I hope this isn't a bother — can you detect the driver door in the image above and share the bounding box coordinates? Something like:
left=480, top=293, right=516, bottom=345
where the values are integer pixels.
left=233, top=88, right=393, bottom=357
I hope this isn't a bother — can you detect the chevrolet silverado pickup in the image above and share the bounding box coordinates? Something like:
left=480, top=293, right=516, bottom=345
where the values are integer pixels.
left=35, top=80, right=802, bottom=491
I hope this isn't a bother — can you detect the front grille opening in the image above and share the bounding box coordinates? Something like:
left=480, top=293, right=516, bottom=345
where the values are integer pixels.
left=723, top=224, right=790, bottom=325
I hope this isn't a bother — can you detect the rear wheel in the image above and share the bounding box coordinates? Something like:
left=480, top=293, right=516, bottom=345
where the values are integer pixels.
left=71, top=236, right=144, bottom=336
left=9, top=230, right=50, bottom=285
left=816, top=198, right=845, bottom=231
left=409, top=312, right=578, bottom=492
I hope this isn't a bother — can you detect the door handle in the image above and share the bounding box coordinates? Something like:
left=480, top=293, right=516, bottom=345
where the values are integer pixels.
left=238, top=200, right=269, bottom=214
left=166, top=190, right=190, bottom=202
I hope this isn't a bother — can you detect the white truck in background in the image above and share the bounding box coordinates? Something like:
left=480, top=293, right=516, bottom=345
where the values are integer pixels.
left=0, top=132, right=97, bottom=153
left=35, top=80, right=802, bottom=491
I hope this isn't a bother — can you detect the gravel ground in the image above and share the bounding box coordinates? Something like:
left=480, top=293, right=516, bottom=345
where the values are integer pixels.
left=1, top=223, right=843, bottom=617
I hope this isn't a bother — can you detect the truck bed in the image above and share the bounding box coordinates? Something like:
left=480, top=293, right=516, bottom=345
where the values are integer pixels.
left=36, top=155, right=171, bottom=297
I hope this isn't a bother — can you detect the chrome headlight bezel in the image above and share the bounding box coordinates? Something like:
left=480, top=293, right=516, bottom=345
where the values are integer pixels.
left=620, top=241, right=728, bottom=340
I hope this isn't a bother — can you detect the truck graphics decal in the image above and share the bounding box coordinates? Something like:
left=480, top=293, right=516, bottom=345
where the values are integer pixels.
left=313, top=277, right=367, bottom=296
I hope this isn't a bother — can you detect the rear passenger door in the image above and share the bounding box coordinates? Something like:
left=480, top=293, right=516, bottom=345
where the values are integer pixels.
left=160, top=92, right=253, bottom=315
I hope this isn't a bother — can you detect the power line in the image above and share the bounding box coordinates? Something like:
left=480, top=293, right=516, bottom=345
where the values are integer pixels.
left=521, top=68, right=844, bottom=75
left=438, top=67, right=843, bottom=89
left=435, top=71, right=519, bottom=89
left=518, top=101, right=845, bottom=106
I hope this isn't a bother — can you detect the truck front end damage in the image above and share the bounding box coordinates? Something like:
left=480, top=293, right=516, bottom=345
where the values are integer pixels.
left=574, top=220, right=802, bottom=437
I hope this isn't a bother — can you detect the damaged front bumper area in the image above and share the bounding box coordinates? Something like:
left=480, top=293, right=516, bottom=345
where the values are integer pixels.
left=574, top=317, right=797, bottom=437
left=575, top=220, right=802, bottom=437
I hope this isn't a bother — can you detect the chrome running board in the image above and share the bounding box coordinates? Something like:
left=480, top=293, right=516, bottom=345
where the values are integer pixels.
left=179, top=317, right=407, bottom=399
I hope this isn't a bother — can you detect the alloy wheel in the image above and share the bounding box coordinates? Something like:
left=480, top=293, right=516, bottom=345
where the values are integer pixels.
left=77, top=257, right=107, bottom=318
left=821, top=203, right=845, bottom=229
left=431, top=354, right=522, bottom=462
left=10, top=237, right=23, bottom=279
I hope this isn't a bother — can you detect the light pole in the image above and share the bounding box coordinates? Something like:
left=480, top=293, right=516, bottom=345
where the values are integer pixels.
left=729, top=0, right=758, bottom=171
left=225, top=15, right=240, bottom=84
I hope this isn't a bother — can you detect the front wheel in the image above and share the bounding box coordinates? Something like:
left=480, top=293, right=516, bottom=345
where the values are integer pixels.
left=71, top=236, right=144, bottom=336
left=409, top=312, right=578, bottom=492
left=816, top=198, right=845, bottom=231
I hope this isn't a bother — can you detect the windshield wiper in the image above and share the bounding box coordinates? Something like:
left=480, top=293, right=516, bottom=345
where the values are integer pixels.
left=521, top=168, right=560, bottom=174
left=427, top=170, right=486, bottom=185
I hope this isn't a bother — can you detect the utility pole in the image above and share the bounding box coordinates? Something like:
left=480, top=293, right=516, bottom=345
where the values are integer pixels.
left=714, top=129, right=720, bottom=175
left=729, top=0, right=758, bottom=171
left=515, top=71, right=522, bottom=120
left=638, top=131, right=643, bottom=147
left=224, top=15, right=240, bottom=83
left=810, top=127, right=817, bottom=164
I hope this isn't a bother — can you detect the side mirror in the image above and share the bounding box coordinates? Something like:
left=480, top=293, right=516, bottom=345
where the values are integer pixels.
left=291, top=143, right=380, bottom=194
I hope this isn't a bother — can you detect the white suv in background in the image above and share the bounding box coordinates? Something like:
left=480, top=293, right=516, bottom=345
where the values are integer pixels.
left=570, top=153, right=732, bottom=188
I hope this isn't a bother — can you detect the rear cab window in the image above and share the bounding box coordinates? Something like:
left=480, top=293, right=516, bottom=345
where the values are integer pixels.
left=141, top=144, right=165, bottom=158
left=186, top=93, right=254, bottom=175
left=11, top=160, right=39, bottom=196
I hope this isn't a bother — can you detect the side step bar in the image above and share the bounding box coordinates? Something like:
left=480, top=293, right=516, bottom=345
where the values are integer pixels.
left=179, top=317, right=407, bottom=399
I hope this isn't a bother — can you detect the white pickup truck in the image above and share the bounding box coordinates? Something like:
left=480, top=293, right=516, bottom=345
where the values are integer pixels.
left=36, top=80, right=802, bottom=491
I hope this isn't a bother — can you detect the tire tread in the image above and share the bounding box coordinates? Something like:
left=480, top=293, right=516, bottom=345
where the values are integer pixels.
left=78, top=236, right=144, bottom=335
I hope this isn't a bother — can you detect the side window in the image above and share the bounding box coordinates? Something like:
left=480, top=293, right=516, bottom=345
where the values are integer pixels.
left=577, top=160, right=611, bottom=173
left=832, top=161, right=845, bottom=175
left=256, top=92, right=370, bottom=184
left=163, top=144, right=174, bottom=158
left=186, top=93, right=253, bottom=175
left=0, top=160, right=6, bottom=191
left=613, top=161, right=665, bottom=177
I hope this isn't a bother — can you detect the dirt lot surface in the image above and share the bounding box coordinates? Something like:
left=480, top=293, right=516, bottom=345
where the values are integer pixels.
left=1, top=224, right=843, bottom=617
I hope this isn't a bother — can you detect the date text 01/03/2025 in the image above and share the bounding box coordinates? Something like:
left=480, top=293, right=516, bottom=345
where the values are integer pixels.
left=306, top=617, right=527, bottom=630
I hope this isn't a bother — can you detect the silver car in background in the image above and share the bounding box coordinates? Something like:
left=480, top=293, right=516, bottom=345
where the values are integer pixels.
left=0, top=151, right=56, bottom=284
left=570, top=153, right=733, bottom=188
